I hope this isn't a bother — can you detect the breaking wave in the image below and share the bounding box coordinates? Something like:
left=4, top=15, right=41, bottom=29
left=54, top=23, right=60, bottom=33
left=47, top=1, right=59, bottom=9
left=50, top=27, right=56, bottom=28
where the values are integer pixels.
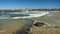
left=0, top=11, right=49, bottom=19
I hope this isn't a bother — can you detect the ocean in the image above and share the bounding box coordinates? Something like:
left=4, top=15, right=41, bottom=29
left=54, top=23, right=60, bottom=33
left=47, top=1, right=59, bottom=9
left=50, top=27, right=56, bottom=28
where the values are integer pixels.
left=0, top=11, right=49, bottom=19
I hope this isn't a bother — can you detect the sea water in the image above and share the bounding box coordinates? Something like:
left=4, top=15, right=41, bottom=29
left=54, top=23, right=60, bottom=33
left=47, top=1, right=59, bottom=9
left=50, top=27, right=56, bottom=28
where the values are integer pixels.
left=0, top=11, right=49, bottom=19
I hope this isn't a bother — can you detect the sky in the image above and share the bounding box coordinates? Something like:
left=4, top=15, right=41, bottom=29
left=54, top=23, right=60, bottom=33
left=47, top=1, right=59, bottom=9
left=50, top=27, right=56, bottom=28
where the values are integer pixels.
left=0, top=0, right=60, bottom=9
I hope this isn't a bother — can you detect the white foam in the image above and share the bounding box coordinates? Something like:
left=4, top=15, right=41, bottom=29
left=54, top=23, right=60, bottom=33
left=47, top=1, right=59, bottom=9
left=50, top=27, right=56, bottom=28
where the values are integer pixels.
left=11, top=12, right=49, bottom=19
left=0, top=12, right=49, bottom=19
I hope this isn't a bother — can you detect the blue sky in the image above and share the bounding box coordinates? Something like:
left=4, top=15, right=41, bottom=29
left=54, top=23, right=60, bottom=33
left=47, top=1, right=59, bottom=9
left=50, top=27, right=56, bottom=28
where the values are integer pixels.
left=0, top=0, right=60, bottom=9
